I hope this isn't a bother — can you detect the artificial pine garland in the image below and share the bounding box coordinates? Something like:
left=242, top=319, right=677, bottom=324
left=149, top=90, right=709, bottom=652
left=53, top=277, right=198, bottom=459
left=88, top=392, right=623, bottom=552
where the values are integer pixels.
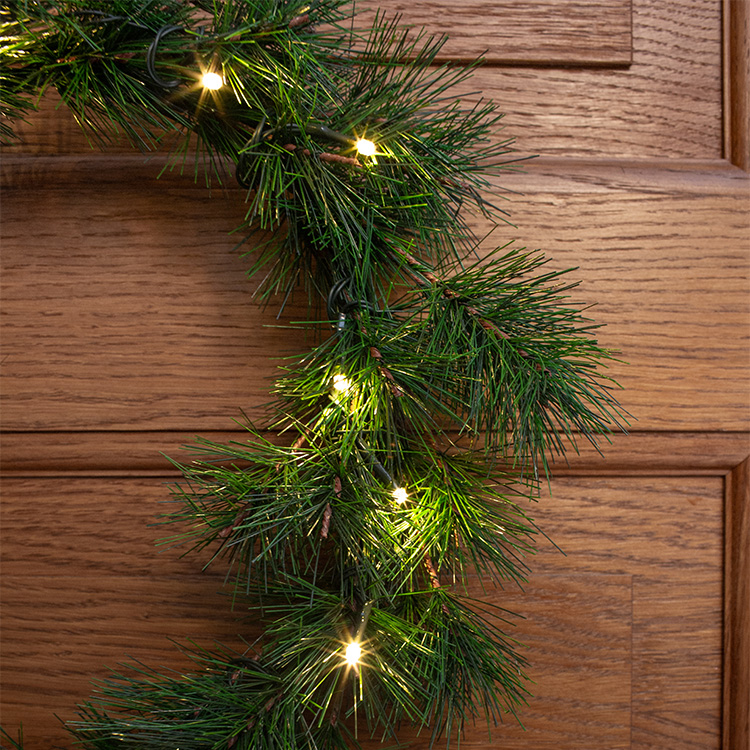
left=1, top=1, right=628, bottom=748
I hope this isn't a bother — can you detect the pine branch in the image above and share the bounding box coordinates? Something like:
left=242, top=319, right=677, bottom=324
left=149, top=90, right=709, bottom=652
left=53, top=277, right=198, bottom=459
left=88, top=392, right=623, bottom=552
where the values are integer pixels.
left=1, top=2, right=629, bottom=747
left=386, top=243, right=629, bottom=475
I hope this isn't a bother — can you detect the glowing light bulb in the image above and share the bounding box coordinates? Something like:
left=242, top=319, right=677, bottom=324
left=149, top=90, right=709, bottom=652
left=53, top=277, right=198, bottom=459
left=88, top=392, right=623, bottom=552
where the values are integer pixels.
left=392, top=486, right=408, bottom=505
left=355, top=138, right=377, bottom=157
left=201, top=71, right=223, bottom=90
left=345, top=641, right=362, bottom=666
left=332, top=373, right=352, bottom=392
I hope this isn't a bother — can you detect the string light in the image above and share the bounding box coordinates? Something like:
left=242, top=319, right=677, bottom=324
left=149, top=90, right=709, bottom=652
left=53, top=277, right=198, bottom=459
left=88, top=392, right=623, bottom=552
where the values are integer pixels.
left=201, top=71, right=223, bottom=90
left=355, top=138, right=376, bottom=157
left=344, top=640, right=361, bottom=666
left=332, top=373, right=352, bottom=392
left=392, top=486, right=408, bottom=505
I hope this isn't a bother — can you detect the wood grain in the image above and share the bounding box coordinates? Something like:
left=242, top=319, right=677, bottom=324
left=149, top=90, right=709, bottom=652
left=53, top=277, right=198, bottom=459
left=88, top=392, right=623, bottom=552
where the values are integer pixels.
left=0, top=0, right=722, bottom=160
left=0, top=168, right=310, bottom=431
left=2, top=159, right=746, bottom=433
left=376, top=0, right=633, bottom=65
left=1, top=574, right=256, bottom=746
left=0, top=476, right=724, bottom=749
left=363, top=573, right=635, bottom=750
left=631, top=576, right=723, bottom=749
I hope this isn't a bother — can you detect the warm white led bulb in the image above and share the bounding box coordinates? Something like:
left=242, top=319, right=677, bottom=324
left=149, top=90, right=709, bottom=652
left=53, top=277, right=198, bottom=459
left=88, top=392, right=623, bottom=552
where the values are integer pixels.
left=345, top=641, right=361, bottom=666
left=201, top=71, right=223, bottom=90
left=355, top=138, right=376, bottom=157
left=392, top=487, right=408, bottom=505
left=332, top=373, right=352, bottom=392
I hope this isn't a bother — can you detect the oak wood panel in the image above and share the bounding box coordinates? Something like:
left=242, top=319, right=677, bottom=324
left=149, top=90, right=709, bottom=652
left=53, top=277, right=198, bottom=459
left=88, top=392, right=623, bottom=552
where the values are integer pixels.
left=0, top=573, right=633, bottom=750
left=527, top=476, right=724, bottom=749
left=0, top=475, right=723, bottom=749
left=631, top=576, right=723, bottom=749
left=495, top=162, right=750, bottom=433
left=2, top=159, right=747, bottom=433
left=1, top=0, right=722, bottom=160
left=1, top=477, right=199, bottom=579
left=376, top=0, right=633, bottom=65
left=0, top=575, right=255, bottom=744
left=0, top=169, right=309, bottom=431
left=364, top=574, right=635, bottom=750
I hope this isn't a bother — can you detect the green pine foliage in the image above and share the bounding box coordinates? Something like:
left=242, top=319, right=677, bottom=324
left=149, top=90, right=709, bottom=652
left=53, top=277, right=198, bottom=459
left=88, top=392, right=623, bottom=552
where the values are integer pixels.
left=1, top=1, right=628, bottom=748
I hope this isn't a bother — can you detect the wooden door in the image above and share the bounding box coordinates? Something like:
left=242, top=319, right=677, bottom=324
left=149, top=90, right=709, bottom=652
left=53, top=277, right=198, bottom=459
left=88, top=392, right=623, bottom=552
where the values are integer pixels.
left=1, top=1, right=748, bottom=748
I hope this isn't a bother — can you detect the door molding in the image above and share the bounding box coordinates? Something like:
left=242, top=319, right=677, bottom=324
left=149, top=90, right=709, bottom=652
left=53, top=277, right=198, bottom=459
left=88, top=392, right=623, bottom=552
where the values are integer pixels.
left=724, top=455, right=749, bottom=750
left=723, top=0, right=750, bottom=170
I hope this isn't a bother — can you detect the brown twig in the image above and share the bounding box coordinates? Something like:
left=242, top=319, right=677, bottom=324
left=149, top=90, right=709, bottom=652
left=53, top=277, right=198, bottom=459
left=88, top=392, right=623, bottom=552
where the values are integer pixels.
left=218, top=508, right=250, bottom=538
left=274, top=432, right=308, bottom=473
left=283, top=143, right=362, bottom=169
left=369, top=345, right=405, bottom=397
left=343, top=307, right=405, bottom=398
left=321, top=478, right=339, bottom=539
left=424, top=555, right=441, bottom=589
left=424, top=554, right=450, bottom=615
left=396, top=249, right=508, bottom=334
left=288, top=13, right=310, bottom=28
left=319, top=152, right=362, bottom=168
left=56, top=52, right=137, bottom=64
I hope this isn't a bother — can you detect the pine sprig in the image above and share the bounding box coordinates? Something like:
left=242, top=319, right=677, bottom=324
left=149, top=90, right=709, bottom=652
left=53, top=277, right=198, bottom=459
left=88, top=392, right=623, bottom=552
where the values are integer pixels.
left=391, top=244, right=628, bottom=474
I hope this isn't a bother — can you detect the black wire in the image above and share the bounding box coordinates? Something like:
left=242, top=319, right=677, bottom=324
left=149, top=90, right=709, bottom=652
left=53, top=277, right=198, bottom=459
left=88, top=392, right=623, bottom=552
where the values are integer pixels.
left=281, top=123, right=354, bottom=146
left=69, top=13, right=206, bottom=93
left=356, top=438, right=396, bottom=489
left=327, top=277, right=378, bottom=328
left=328, top=282, right=400, bottom=493
left=342, top=299, right=377, bottom=315
left=327, top=277, right=352, bottom=322
left=145, top=24, right=184, bottom=88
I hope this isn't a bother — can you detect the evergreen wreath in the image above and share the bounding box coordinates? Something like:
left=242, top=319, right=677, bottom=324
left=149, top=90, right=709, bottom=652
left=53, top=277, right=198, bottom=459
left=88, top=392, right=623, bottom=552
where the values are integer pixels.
left=1, top=1, right=628, bottom=748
